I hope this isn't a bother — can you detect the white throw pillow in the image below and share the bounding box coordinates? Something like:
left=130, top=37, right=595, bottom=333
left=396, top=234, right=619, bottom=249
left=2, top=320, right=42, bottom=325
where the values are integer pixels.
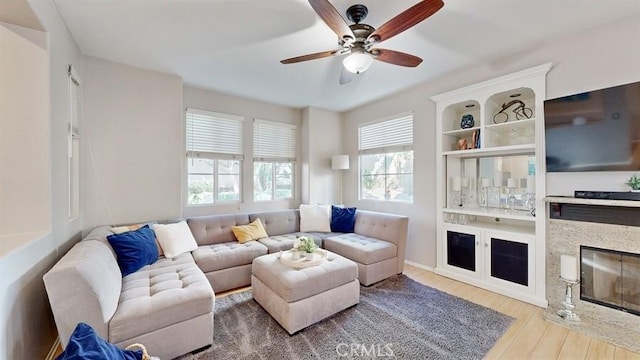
left=299, top=204, right=331, bottom=232
left=152, top=221, right=198, bottom=258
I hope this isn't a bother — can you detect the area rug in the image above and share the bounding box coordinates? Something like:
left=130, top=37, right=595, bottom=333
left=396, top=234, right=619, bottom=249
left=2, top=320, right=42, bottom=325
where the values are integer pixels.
left=179, top=275, right=513, bottom=359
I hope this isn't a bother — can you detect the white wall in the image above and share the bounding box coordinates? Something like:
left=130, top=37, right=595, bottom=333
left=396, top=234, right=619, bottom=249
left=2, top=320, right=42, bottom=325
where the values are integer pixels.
left=1, top=0, right=84, bottom=357
left=0, top=22, right=49, bottom=235
left=183, top=86, right=302, bottom=217
left=301, top=107, right=344, bottom=205
left=344, top=14, right=640, bottom=268
left=81, top=57, right=183, bottom=230
left=0, top=20, right=51, bottom=360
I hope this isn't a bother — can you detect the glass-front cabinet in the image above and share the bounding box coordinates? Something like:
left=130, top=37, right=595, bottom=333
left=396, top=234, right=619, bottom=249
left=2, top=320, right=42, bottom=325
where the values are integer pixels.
left=433, top=63, right=552, bottom=307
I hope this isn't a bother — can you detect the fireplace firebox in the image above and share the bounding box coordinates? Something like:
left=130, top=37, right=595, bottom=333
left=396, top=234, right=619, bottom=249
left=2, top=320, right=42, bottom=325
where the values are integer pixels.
left=580, top=246, right=640, bottom=316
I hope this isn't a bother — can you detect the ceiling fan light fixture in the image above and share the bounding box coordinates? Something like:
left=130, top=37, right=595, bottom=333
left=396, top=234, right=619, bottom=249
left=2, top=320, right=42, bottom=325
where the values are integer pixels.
left=343, top=50, right=373, bottom=74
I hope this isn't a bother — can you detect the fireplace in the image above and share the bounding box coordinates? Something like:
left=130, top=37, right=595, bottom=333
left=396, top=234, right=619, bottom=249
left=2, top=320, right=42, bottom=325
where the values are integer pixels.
left=545, top=197, right=640, bottom=353
left=581, top=246, right=640, bottom=316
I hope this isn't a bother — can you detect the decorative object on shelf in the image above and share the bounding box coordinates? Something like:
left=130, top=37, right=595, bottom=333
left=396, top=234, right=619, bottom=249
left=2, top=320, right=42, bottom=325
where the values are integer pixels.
left=492, top=99, right=533, bottom=124
left=471, top=129, right=480, bottom=149
left=461, top=177, right=478, bottom=208
left=451, top=176, right=462, bottom=207
left=487, top=178, right=501, bottom=208
left=460, top=114, right=474, bottom=129
left=558, top=255, right=581, bottom=322
left=478, top=177, right=490, bottom=208
left=506, top=178, right=518, bottom=213
left=523, top=175, right=536, bottom=211
left=457, top=138, right=468, bottom=150
left=626, top=174, right=640, bottom=190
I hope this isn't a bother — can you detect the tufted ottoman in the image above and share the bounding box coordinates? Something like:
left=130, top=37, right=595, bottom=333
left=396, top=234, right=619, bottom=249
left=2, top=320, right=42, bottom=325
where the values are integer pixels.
left=251, top=251, right=359, bottom=334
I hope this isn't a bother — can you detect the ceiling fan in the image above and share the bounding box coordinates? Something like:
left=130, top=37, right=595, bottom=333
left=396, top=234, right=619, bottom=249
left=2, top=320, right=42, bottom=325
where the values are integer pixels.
left=281, top=0, right=444, bottom=84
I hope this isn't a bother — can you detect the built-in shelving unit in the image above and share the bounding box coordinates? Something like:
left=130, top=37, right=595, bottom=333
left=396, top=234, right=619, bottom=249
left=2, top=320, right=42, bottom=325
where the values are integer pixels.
left=433, top=63, right=552, bottom=307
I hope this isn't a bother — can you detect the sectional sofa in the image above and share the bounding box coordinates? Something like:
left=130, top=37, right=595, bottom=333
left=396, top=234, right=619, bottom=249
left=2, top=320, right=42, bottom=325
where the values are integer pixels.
left=44, top=208, right=408, bottom=359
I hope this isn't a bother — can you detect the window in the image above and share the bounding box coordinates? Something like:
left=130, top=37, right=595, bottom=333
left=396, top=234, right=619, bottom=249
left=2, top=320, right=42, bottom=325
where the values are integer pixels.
left=358, top=112, right=414, bottom=202
left=253, top=119, right=296, bottom=201
left=68, top=65, right=81, bottom=219
left=186, top=108, right=243, bottom=205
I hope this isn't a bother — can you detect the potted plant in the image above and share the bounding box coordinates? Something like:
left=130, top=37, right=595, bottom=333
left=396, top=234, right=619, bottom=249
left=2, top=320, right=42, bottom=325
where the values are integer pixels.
left=627, top=175, right=640, bottom=190
left=296, top=236, right=317, bottom=260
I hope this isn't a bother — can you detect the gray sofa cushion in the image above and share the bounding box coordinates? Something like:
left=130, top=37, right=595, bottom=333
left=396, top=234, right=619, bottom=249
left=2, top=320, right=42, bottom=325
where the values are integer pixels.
left=188, top=214, right=251, bottom=245
left=192, top=241, right=268, bottom=273
left=323, top=233, right=397, bottom=265
left=108, top=252, right=214, bottom=344
left=249, top=210, right=300, bottom=236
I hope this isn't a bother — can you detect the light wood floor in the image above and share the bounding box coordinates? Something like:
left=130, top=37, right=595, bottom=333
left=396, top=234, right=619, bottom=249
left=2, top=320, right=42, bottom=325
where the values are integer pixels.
left=53, top=265, right=640, bottom=360
left=402, top=264, right=640, bottom=360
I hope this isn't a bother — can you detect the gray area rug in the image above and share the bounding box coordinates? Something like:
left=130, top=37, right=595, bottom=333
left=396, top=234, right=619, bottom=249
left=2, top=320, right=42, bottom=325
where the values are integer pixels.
left=179, top=275, right=513, bottom=360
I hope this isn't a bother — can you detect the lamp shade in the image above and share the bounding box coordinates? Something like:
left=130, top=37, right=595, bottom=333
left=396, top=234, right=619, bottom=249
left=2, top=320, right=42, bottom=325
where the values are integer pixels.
left=331, top=155, right=350, bottom=170
left=343, top=50, right=373, bottom=74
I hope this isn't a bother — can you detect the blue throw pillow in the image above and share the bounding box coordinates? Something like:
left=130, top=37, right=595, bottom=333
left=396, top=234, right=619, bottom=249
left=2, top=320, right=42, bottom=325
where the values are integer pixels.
left=107, top=225, right=158, bottom=276
left=56, top=322, right=142, bottom=360
left=331, top=206, right=357, bottom=233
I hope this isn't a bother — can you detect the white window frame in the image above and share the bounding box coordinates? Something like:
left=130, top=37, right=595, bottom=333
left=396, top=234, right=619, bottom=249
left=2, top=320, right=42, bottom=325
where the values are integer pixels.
left=358, top=111, right=414, bottom=203
left=185, top=108, right=244, bottom=206
left=253, top=119, right=296, bottom=201
left=68, top=65, right=81, bottom=220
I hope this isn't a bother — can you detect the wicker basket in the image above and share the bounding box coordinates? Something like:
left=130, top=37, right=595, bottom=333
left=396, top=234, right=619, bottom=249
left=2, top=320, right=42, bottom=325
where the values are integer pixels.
left=125, top=343, right=159, bottom=360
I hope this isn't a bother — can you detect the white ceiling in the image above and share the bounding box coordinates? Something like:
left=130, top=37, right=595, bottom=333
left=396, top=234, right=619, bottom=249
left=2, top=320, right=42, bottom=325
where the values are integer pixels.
left=53, top=0, right=639, bottom=112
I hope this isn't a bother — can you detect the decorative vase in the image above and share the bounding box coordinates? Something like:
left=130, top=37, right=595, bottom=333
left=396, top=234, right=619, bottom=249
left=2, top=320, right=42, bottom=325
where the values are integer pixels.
left=304, top=252, right=314, bottom=261
left=291, top=250, right=300, bottom=260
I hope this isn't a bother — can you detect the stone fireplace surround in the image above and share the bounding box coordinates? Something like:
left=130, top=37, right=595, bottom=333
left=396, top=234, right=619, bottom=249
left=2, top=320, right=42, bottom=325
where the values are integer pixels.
left=545, top=197, right=640, bottom=353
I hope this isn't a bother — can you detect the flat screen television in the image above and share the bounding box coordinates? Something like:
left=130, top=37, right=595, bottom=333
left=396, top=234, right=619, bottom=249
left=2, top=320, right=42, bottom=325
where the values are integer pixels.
left=544, top=81, right=640, bottom=172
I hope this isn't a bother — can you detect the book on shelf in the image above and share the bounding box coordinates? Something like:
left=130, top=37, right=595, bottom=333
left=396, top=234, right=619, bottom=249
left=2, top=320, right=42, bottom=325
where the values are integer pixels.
left=471, top=129, right=480, bottom=149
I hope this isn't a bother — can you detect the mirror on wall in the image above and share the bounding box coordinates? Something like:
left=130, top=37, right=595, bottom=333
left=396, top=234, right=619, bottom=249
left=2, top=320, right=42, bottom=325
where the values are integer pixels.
left=478, top=155, right=534, bottom=186
left=458, top=155, right=535, bottom=210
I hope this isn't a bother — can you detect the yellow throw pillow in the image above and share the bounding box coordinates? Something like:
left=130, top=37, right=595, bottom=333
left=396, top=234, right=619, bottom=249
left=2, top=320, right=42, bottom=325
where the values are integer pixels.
left=232, top=218, right=268, bottom=244
left=110, top=224, right=144, bottom=234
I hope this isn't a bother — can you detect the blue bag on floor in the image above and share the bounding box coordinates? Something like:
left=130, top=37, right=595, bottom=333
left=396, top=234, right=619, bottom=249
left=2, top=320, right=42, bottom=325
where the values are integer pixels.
left=56, top=322, right=142, bottom=360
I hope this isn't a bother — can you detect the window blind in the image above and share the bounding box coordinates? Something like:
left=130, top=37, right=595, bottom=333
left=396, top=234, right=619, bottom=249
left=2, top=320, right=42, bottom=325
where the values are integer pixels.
left=358, top=112, right=414, bottom=154
left=253, top=119, right=297, bottom=162
left=186, top=108, right=244, bottom=160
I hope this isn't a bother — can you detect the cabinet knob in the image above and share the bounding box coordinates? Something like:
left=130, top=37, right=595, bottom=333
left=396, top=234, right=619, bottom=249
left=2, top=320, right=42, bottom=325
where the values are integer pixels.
left=485, top=242, right=488, bottom=248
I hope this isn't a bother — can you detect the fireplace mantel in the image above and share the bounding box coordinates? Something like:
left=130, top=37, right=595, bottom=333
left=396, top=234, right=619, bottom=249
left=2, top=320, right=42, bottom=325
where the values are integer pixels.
left=545, top=196, right=640, bottom=208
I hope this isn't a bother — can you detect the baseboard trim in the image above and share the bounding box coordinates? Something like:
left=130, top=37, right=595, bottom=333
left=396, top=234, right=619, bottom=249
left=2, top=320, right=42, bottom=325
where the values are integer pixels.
left=404, top=260, right=434, bottom=272
left=45, top=337, right=60, bottom=360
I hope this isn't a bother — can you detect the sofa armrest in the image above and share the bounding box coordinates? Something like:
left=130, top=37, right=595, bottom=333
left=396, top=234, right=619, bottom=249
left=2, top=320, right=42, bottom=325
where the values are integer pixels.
left=43, top=240, right=122, bottom=347
left=353, top=210, right=409, bottom=274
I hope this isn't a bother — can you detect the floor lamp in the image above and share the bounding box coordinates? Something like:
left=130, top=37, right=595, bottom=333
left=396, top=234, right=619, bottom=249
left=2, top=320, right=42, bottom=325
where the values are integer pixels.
left=331, top=155, right=350, bottom=205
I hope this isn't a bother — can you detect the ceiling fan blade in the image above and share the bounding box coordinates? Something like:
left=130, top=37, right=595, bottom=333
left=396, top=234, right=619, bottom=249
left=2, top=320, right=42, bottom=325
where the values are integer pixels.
left=372, top=48, right=423, bottom=67
left=367, top=0, right=444, bottom=44
left=281, top=50, right=337, bottom=64
left=339, top=67, right=353, bottom=85
left=308, top=0, right=355, bottom=41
